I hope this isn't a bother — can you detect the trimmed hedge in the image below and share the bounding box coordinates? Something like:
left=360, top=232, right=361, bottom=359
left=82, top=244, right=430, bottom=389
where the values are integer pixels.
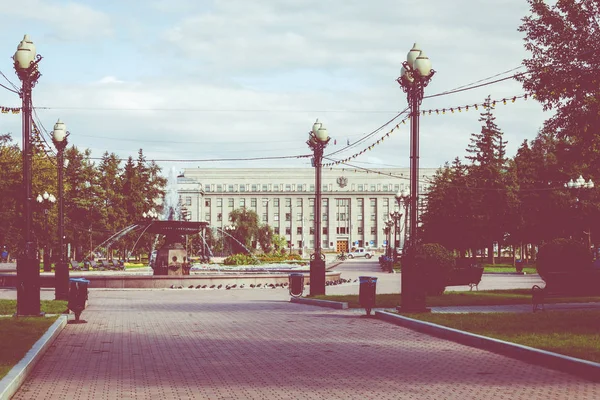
left=537, top=238, right=592, bottom=280
left=413, top=243, right=456, bottom=296
left=223, top=253, right=260, bottom=266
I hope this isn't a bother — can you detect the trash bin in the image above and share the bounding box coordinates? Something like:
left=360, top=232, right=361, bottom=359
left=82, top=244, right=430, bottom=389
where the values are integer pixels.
left=359, top=276, right=378, bottom=315
left=289, top=273, right=305, bottom=298
left=68, top=278, right=90, bottom=324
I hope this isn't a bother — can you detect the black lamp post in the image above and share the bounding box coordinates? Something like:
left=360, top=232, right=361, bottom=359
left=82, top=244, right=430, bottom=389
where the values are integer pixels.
left=384, top=218, right=394, bottom=257
left=307, top=119, right=330, bottom=296
left=14, top=34, right=43, bottom=316
left=397, top=43, right=434, bottom=313
left=389, top=210, right=402, bottom=258
left=36, top=191, right=56, bottom=272
left=565, top=175, right=595, bottom=250
left=52, top=119, right=69, bottom=301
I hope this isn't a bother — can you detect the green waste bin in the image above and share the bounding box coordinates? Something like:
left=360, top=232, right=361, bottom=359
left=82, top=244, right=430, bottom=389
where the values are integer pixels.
left=359, top=276, right=377, bottom=315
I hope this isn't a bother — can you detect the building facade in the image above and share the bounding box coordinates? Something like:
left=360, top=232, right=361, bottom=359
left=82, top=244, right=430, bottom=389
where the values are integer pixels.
left=177, top=168, right=437, bottom=253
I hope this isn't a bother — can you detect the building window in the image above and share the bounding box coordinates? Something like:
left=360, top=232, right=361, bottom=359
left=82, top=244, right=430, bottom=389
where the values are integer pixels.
left=205, top=184, right=211, bottom=192
left=371, top=227, right=376, bottom=234
left=322, top=213, right=328, bottom=221
left=297, top=184, right=303, bottom=191
left=358, top=214, right=363, bottom=221
left=262, top=213, right=267, bottom=222
left=228, top=198, right=234, bottom=207
left=251, top=184, right=257, bottom=192
left=309, top=213, right=314, bottom=221
left=323, top=227, right=328, bottom=235
left=297, top=227, right=302, bottom=235
left=383, top=184, right=389, bottom=191
left=309, top=184, right=315, bottom=191
left=217, top=213, right=222, bottom=222
left=239, top=198, right=245, bottom=207
left=226, top=184, right=232, bottom=192
left=370, top=199, right=376, bottom=207
left=205, top=199, right=211, bottom=207
left=297, top=213, right=302, bottom=221
left=358, top=227, right=363, bottom=234
left=274, top=213, right=279, bottom=221
left=309, top=227, right=315, bottom=235
left=296, top=198, right=302, bottom=207
left=285, top=198, right=291, bottom=207
left=297, top=240, right=303, bottom=248
left=285, top=227, right=291, bottom=235
left=216, top=184, right=223, bottom=192
left=216, top=198, right=222, bottom=207
left=370, top=214, right=376, bottom=221
left=358, top=198, right=363, bottom=207
left=251, top=198, right=257, bottom=208
left=273, top=184, right=280, bottom=191
left=239, top=184, right=246, bottom=192
left=336, top=227, right=348, bottom=234
left=274, top=199, right=280, bottom=207
left=285, top=184, right=292, bottom=192
left=370, top=184, right=376, bottom=191
left=358, top=184, right=363, bottom=191
left=204, top=213, right=210, bottom=221
left=285, top=213, right=291, bottom=221
left=262, top=184, right=268, bottom=191
left=309, top=198, right=315, bottom=207
left=185, top=196, right=192, bottom=206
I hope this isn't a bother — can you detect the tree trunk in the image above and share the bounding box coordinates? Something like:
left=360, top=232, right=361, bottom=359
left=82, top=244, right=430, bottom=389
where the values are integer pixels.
left=511, top=245, right=516, bottom=267
left=487, top=242, right=495, bottom=264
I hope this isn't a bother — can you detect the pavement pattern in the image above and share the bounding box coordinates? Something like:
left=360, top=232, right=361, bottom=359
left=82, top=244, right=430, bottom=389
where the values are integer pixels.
left=4, top=283, right=599, bottom=400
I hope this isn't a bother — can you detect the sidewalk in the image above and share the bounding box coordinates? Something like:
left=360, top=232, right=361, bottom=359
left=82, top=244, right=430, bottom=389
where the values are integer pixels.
left=3, top=287, right=598, bottom=399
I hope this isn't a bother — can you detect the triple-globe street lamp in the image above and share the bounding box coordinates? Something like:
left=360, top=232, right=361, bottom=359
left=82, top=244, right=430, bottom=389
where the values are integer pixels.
left=52, top=119, right=70, bottom=301
left=14, top=34, right=43, bottom=316
left=306, top=119, right=330, bottom=296
left=36, top=191, right=56, bottom=272
left=396, top=43, right=435, bottom=313
left=565, top=175, right=595, bottom=250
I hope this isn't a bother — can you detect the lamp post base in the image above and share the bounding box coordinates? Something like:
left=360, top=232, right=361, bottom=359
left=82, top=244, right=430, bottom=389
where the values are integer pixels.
left=309, top=258, right=326, bottom=296
left=55, top=261, right=69, bottom=301
left=16, top=256, right=42, bottom=316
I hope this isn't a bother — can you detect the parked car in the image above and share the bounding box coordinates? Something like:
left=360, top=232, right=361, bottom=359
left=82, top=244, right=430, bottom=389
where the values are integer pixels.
left=347, top=248, right=373, bottom=259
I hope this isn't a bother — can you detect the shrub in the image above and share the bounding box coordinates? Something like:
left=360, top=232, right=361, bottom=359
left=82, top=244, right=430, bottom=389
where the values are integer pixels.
left=223, top=253, right=260, bottom=266
left=536, top=238, right=592, bottom=279
left=412, top=243, right=456, bottom=296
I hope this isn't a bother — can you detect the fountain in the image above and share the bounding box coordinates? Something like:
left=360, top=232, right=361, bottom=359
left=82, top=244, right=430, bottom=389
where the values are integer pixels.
left=146, top=220, right=208, bottom=276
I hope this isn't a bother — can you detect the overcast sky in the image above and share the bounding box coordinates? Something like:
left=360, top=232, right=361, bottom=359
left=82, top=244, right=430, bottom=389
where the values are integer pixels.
left=0, top=0, right=549, bottom=177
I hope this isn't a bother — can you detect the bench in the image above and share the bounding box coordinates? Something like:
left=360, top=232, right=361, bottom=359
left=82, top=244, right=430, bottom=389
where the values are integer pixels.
left=532, top=270, right=600, bottom=312
left=446, top=260, right=484, bottom=291
left=70, top=260, right=83, bottom=271
left=112, top=259, right=125, bottom=271
left=84, top=259, right=99, bottom=270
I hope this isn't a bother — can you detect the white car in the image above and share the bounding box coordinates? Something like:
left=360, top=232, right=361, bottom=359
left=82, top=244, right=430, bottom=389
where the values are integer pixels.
left=347, top=248, right=373, bottom=259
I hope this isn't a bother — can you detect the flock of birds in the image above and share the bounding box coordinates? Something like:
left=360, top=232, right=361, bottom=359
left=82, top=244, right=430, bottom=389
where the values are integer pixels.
left=169, top=278, right=357, bottom=290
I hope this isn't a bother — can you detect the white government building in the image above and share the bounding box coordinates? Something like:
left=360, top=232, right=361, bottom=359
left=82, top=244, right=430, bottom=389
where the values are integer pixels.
left=177, top=168, right=437, bottom=253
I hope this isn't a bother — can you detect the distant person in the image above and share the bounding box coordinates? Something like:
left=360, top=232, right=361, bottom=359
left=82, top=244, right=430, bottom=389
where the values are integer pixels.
left=1, top=249, right=7, bottom=263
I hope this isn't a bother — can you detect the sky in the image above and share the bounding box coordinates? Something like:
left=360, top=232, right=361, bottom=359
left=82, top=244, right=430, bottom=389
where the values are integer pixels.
left=0, top=0, right=550, bottom=177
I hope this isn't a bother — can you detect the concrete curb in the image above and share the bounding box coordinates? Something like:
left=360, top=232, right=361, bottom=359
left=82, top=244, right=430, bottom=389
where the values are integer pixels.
left=0, top=315, right=68, bottom=400
left=376, top=311, right=600, bottom=382
left=290, top=297, right=348, bottom=309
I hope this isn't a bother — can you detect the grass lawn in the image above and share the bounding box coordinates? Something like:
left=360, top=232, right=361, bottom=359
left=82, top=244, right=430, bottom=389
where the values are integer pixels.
left=0, top=300, right=68, bottom=316
left=484, top=266, right=537, bottom=274
left=0, top=316, right=59, bottom=379
left=125, top=263, right=148, bottom=269
left=313, top=289, right=600, bottom=309
left=403, top=310, right=600, bottom=363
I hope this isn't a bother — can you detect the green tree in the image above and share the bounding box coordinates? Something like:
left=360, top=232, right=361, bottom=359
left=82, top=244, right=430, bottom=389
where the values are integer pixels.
left=0, top=133, right=21, bottom=253
left=229, top=208, right=260, bottom=253
left=464, top=97, right=517, bottom=263
left=257, top=224, right=274, bottom=253
left=272, top=234, right=287, bottom=253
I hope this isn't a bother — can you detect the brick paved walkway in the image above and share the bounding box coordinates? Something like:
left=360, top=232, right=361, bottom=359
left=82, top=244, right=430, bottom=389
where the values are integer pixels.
left=7, top=288, right=599, bottom=399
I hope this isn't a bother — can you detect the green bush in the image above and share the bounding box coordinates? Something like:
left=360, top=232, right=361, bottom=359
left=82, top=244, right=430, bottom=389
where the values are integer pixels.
left=413, top=243, right=456, bottom=296
left=223, top=253, right=260, bottom=266
left=255, top=252, right=302, bottom=263
left=537, top=238, right=592, bottom=279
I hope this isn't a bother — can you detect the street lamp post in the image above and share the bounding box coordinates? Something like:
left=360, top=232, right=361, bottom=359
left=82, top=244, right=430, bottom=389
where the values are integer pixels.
left=397, top=43, right=435, bottom=313
left=14, top=34, right=43, bottom=316
left=52, top=119, right=69, bottom=301
left=389, top=210, right=402, bottom=258
left=565, top=175, right=595, bottom=250
left=36, top=192, right=56, bottom=272
left=307, top=119, right=330, bottom=296
left=384, top=218, right=394, bottom=257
